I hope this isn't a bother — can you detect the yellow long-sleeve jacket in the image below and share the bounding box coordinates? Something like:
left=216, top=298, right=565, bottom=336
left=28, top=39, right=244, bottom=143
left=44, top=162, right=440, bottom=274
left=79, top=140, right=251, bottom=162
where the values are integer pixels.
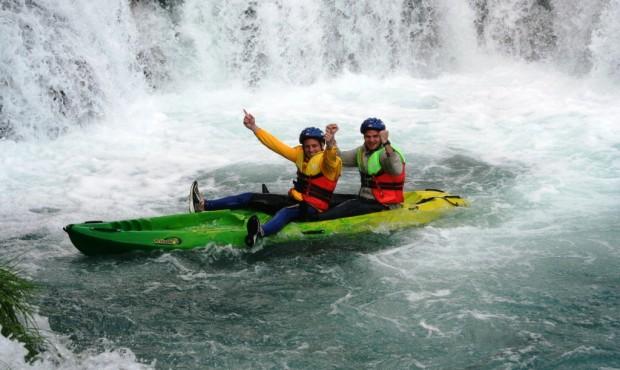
left=254, top=128, right=342, bottom=208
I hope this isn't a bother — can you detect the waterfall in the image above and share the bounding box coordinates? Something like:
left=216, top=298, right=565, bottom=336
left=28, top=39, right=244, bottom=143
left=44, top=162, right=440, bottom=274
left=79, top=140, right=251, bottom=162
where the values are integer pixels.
left=0, top=0, right=617, bottom=141
left=589, top=0, right=620, bottom=81
left=0, top=0, right=175, bottom=140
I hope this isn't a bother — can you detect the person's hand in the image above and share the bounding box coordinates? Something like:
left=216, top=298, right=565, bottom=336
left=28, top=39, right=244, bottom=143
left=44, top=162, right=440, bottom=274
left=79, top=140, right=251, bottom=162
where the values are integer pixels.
left=324, top=123, right=338, bottom=148
left=380, top=129, right=390, bottom=144
left=325, top=123, right=338, bottom=136
left=243, top=109, right=257, bottom=132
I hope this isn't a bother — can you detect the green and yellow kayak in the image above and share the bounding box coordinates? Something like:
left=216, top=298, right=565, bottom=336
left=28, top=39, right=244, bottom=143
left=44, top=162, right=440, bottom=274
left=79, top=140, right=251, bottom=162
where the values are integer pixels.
left=64, top=189, right=467, bottom=256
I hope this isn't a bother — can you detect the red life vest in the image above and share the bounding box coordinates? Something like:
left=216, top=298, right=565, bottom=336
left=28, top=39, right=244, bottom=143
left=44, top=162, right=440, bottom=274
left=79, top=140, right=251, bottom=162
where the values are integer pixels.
left=293, top=171, right=338, bottom=211
left=289, top=150, right=338, bottom=212
left=359, top=164, right=406, bottom=205
left=357, top=146, right=406, bottom=205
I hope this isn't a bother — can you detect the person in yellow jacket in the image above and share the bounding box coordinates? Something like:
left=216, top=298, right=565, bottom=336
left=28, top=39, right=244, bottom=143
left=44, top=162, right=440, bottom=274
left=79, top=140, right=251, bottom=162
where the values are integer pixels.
left=189, top=110, right=342, bottom=247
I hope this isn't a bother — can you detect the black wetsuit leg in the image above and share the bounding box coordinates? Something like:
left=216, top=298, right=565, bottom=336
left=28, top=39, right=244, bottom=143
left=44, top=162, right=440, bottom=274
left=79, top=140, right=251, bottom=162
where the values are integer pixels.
left=248, top=193, right=297, bottom=214
left=313, top=197, right=387, bottom=221
left=248, top=193, right=357, bottom=216
left=329, top=193, right=358, bottom=208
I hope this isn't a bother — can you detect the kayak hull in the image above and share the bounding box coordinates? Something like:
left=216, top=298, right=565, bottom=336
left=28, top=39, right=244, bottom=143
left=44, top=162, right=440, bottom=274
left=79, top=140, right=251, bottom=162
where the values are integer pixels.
left=64, top=190, right=467, bottom=256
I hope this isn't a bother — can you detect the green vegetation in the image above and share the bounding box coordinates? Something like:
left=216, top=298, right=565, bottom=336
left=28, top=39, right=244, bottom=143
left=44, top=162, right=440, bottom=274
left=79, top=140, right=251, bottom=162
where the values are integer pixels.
left=0, top=265, right=44, bottom=361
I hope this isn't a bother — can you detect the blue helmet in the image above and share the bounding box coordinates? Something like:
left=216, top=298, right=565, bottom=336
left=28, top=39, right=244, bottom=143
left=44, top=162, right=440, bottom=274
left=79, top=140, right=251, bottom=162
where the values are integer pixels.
left=299, top=127, right=325, bottom=144
left=360, top=117, right=385, bottom=133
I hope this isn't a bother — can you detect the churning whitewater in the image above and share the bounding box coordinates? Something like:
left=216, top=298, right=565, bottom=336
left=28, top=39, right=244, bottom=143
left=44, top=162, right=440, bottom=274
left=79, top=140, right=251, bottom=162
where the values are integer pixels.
left=1, top=0, right=619, bottom=368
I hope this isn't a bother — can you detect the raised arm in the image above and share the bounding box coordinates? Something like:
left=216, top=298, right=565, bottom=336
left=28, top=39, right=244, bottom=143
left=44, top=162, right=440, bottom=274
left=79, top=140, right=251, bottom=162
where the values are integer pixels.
left=336, top=147, right=358, bottom=167
left=379, top=129, right=404, bottom=175
left=321, top=123, right=342, bottom=180
left=243, top=110, right=298, bottom=162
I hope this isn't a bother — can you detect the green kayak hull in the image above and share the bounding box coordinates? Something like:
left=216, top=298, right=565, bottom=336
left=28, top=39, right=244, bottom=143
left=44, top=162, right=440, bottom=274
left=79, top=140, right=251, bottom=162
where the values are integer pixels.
left=64, top=189, right=467, bottom=256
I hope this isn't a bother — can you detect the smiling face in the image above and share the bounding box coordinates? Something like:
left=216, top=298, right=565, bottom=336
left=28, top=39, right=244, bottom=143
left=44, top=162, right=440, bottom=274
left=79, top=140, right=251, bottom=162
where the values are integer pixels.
left=302, top=138, right=323, bottom=159
left=363, top=129, right=382, bottom=151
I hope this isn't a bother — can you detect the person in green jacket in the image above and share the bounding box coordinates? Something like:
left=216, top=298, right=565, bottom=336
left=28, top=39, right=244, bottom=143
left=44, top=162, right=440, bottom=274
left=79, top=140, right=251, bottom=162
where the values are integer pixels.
left=316, top=117, right=406, bottom=220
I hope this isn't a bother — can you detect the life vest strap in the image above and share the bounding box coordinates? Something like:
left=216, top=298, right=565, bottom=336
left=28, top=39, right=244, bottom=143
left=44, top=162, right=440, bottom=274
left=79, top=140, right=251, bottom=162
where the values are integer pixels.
left=307, top=186, right=333, bottom=201
left=296, top=170, right=323, bottom=180
left=360, top=173, right=403, bottom=190
left=295, top=172, right=335, bottom=203
left=373, top=182, right=404, bottom=190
